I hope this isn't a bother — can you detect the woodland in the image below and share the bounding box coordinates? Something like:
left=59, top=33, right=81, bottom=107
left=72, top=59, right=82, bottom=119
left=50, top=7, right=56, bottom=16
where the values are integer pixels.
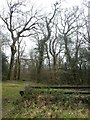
left=1, top=0, right=90, bottom=85
left=0, top=0, right=90, bottom=118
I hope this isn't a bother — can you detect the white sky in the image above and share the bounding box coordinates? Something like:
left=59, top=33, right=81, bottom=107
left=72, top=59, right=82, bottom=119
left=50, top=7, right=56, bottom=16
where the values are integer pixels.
left=0, top=0, right=89, bottom=58
left=0, top=0, right=84, bottom=9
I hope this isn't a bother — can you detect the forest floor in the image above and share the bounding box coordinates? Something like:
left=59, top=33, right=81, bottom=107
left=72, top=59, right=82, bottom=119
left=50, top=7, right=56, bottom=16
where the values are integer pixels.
left=2, top=80, right=90, bottom=119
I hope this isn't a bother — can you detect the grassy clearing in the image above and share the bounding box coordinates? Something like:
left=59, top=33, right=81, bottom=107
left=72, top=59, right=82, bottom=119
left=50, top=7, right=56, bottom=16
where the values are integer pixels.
left=2, top=81, right=24, bottom=117
left=2, top=80, right=45, bottom=118
left=2, top=80, right=90, bottom=118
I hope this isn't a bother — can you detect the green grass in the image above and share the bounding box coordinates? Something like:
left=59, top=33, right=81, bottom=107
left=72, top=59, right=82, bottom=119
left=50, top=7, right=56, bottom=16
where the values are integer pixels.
left=2, top=81, right=24, bottom=117
left=2, top=80, right=45, bottom=118
left=2, top=80, right=89, bottom=118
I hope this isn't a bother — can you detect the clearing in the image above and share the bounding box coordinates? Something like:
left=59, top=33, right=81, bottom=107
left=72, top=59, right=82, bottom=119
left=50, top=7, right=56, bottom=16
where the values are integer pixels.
left=2, top=80, right=90, bottom=118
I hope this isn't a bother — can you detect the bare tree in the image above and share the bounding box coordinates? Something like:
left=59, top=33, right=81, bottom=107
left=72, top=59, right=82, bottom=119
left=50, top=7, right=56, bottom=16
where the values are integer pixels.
left=13, top=39, right=26, bottom=80
left=49, top=28, right=63, bottom=71
left=58, top=7, right=85, bottom=69
left=33, top=3, right=59, bottom=82
left=0, top=0, right=39, bottom=80
left=48, top=29, right=63, bottom=81
left=53, top=6, right=88, bottom=84
left=45, top=43, right=51, bottom=71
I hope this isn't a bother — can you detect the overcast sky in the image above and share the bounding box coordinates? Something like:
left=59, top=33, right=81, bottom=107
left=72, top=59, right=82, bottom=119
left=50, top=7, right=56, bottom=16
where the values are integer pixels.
left=0, top=0, right=89, bottom=58
left=0, top=0, right=85, bottom=11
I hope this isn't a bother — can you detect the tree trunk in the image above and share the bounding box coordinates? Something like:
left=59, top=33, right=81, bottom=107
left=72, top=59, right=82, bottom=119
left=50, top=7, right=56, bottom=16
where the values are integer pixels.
left=53, top=56, right=57, bottom=82
left=64, top=35, right=71, bottom=63
left=17, top=40, right=20, bottom=80
left=37, top=50, right=44, bottom=82
left=7, top=43, right=16, bottom=80
left=17, top=60, right=20, bottom=80
left=45, top=44, right=51, bottom=71
left=7, top=53, right=15, bottom=80
left=13, top=59, right=17, bottom=80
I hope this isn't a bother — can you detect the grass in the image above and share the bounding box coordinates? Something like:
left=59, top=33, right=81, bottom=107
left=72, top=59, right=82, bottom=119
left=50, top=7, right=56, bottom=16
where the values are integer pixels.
left=2, top=80, right=45, bottom=118
left=2, top=80, right=90, bottom=118
left=2, top=80, right=24, bottom=117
